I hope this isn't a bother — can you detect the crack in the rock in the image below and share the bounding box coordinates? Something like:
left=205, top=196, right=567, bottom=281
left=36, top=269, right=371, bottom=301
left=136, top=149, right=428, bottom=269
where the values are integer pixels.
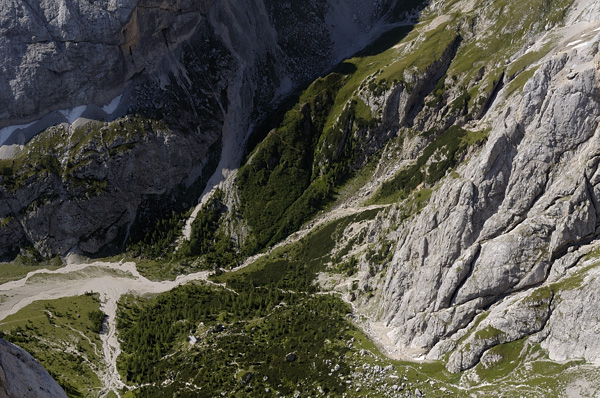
left=0, top=188, right=31, bottom=249
left=449, top=244, right=481, bottom=307
left=404, top=35, right=463, bottom=127
left=477, top=70, right=505, bottom=119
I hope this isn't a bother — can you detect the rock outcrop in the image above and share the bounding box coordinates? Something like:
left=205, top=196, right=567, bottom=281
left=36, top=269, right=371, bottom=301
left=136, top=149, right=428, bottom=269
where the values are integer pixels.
left=0, top=0, right=413, bottom=128
left=0, top=118, right=209, bottom=256
left=0, top=338, right=67, bottom=398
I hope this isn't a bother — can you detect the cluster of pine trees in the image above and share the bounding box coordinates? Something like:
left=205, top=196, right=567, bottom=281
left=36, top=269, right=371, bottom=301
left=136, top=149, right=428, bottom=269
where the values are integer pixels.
left=117, top=283, right=353, bottom=396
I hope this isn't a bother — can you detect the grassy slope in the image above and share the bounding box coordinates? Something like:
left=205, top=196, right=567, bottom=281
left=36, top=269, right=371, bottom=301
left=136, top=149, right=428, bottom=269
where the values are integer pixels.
left=0, top=117, right=163, bottom=195
left=0, top=294, right=105, bottom=397
left=236, top=0, right=572, bottom=255
left=235, top=21, right=459, bottom=254
left=0, top=254, right=62, bottom=284
left=117, top=210, right=467, bottom=398
left=115, top=211, right=600, bottom=397
left=371, top=126, right=488, bottom=204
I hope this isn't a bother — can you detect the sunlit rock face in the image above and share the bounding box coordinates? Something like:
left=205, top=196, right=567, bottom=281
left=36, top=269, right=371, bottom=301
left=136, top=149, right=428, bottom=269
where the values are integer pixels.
left=346, top=0, right=600, bottom=373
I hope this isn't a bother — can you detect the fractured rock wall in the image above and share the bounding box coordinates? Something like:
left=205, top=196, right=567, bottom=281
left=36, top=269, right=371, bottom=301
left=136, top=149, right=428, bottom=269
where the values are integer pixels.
left=350, top=0, right=600, bottom=372
left=0, top=338, right=67, bottom=398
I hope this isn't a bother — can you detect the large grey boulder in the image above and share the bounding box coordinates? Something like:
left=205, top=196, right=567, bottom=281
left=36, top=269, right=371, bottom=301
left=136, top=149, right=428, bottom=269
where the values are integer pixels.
left=0, top=339, right=67, bottom=398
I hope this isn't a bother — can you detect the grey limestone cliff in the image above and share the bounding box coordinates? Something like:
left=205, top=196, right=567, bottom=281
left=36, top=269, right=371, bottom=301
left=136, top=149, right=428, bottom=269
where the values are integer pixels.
left=0, top=0, right=412, bottom=128
left=344, top=0, right=600, bottom=374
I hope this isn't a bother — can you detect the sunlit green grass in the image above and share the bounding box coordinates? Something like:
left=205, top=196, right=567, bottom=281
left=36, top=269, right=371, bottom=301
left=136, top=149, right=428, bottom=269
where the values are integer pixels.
left=0, top=294, right=105, bottom=397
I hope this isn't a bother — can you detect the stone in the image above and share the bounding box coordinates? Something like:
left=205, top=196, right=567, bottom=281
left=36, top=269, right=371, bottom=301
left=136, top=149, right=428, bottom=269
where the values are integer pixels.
left=285, top=353, right=297, bottom=362
left=0, top=339, right=67, bottom=398
left=349, top=0, right=600, bottom=373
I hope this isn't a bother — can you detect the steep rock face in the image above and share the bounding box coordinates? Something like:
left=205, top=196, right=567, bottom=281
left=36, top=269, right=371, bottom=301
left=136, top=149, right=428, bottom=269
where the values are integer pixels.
left=0, top=338, right=67, bottom=398
left=0, top=0, right=420, bottom=257
left=0, top=118, right=208, bottom=256
left=346, top=0, right=600, bottom=372
left=542, top=257, right=600, bottom=365
left=0, top=0, right=410, bottom=128
left=1, top=0, right=137, bottom=126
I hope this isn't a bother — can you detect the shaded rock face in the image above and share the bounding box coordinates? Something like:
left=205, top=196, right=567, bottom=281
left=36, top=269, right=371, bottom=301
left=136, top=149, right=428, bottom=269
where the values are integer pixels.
left=0, top=0, right=417, bottom=257
left=0, top=0, right=219, bottom=127
left=350, top=1, right=600, bottom=373
left=0, top=0, right=406, bottom=127
left=0, top=119, right=208, bottom=257
left=0, top=0, right=137, bottom=126
left=0, top=338, right=67, bottom=398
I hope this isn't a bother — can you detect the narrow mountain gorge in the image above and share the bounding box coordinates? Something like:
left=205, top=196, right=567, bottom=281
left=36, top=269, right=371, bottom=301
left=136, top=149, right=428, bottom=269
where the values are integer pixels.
left=1, top=0, right=600, bottom=396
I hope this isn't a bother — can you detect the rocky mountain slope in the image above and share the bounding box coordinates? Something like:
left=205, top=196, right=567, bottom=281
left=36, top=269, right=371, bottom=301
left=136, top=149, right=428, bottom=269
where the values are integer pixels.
left=216, top=0, right=600, bottom=382
left=1, top=0, right=600, bottom=396
left=0, top=0, right=418, bottom=258
left=345, top=0, right=600, bottom=373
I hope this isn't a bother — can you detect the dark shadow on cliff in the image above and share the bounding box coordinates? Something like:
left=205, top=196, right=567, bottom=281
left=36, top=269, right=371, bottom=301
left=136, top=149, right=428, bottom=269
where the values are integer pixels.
left=355, top=25, right=415, bottom=58
left=243, top=61, right=357, bottom=161
left=243, top=22, right=418, bottom=161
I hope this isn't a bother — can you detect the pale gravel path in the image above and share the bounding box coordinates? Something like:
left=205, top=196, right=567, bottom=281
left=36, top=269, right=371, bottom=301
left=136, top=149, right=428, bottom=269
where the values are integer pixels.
left=0, top=195, right=388, bottom=397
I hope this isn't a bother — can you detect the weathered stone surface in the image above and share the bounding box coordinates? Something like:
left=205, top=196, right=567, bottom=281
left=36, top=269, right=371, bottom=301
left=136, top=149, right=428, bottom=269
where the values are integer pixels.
left=446, top=288, right=553, bottom=373
left=349, top=0, right=600, bottom=372
left=0, top=0, right=406, bottom=128
left=0, top=338, right=67, bottom=398
left=541, top=260, right=600, bottom=366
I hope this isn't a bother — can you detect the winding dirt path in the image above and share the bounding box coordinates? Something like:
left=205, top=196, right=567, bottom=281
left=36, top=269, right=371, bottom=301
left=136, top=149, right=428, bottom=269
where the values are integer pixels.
left=65, top=324, right=102, bottom=358
left=238, top=203, right=391, bottom=269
